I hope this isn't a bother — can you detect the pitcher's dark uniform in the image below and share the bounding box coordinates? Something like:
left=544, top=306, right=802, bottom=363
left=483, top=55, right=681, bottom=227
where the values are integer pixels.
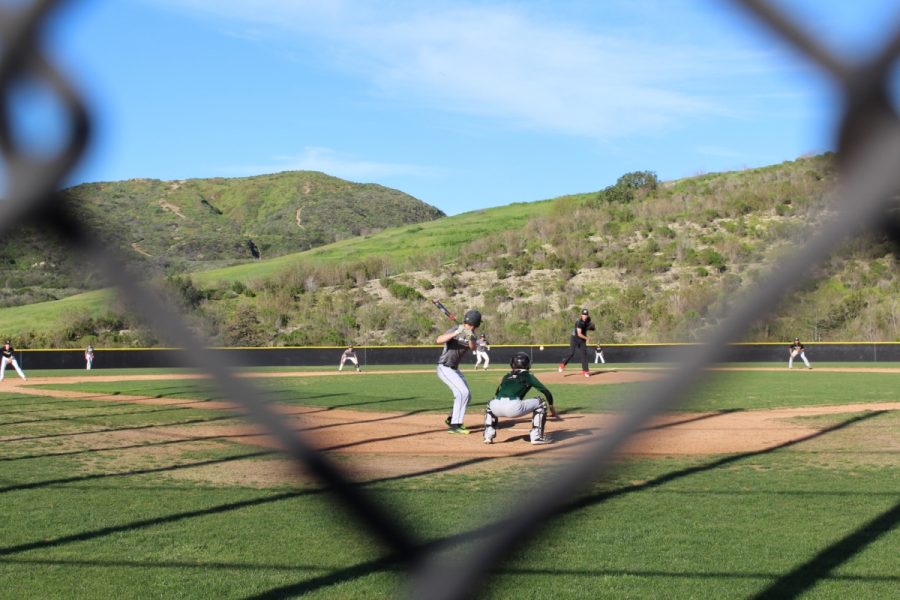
left=559, top=309, right=592, bottom=377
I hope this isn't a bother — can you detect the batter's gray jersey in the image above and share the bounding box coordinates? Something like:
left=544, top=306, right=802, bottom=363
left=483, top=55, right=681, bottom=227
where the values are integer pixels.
left=437, top=327, right=474, bottom=369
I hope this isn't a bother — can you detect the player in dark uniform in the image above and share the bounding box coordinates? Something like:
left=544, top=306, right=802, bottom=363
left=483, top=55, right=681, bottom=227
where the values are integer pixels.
left=484, top=352, right=558, bottom=444
left=0, top=339, right=27, bottom=382
left=559, top=308, right=593, bottom=378
left=788, top=337, right=812, bottom=369
left=436, top=309, right=481, bottom=434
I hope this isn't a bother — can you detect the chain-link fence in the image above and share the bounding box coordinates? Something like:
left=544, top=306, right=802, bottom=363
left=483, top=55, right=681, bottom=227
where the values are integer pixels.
left=2, top=1, right=898, bottom=598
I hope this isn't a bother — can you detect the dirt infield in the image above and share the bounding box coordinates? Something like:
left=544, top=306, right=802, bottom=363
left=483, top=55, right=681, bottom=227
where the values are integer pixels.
left=3, top=368, right=898, bottom=486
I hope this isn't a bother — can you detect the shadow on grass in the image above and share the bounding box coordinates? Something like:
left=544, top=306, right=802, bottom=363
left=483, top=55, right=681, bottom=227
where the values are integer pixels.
left=2, top=413, right=239, bottom=443
left=1, top=410, right=891, bottom=599
left=0, top=403, right=221, bottom=427
left=249, top=410, right=895, bottom=599
left=751, top=499, right=900, bottom=599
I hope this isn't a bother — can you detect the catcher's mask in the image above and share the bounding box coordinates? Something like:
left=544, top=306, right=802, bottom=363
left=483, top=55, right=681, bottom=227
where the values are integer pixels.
left=464, top=310, right=482, bottom=327
left=510, top=351, right=531, bottom=370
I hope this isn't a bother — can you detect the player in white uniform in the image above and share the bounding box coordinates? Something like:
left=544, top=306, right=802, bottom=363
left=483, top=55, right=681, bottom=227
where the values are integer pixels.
left=594, top=344, right=606, bottom=364
left=788, top=338, right=812, bottom=369
left=436, top=309, right=481, bottom=434
left=338, top=345, right=361, bottom=372
left=473, top=334, right=491, bottom=370
left=85, top=344, right=95, bottom=370
left=0, top=340, right=27, bottom=382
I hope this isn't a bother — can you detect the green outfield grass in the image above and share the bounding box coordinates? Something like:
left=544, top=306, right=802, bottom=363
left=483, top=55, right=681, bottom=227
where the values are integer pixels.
left=0, top=368, right=897, bottom=598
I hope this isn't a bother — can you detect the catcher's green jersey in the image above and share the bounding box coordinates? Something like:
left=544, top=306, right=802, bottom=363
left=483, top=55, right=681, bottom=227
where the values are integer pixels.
left=493, top=370, right=553, bottom=405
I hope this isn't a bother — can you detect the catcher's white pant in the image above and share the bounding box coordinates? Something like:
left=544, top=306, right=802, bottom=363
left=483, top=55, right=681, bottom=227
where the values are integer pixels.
left=0, top=357, right=26, bottom=381
left=437, top=364, right=471, bottom=426
left=789, top=350, right=811, bottom=368
left=474, top=350, right=490, bottom=369
left=339, top=355, right=359, bottom=371
left=484, top=397, right=545, bottom=442
left=594, top=350, right=605, bottom=364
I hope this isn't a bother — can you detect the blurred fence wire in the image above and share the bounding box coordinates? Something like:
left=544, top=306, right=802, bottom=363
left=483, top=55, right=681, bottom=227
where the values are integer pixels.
left=1, top=1, right=898, bottom=598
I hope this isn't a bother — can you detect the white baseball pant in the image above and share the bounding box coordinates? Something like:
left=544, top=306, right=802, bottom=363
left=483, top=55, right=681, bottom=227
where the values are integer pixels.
left=789, top=350, right=811, bottom=368
left=1, top=357, right=26, bottom=381
left=436, top=364, right=471, bottom=426
left=483, top=397, right=545, bottom=442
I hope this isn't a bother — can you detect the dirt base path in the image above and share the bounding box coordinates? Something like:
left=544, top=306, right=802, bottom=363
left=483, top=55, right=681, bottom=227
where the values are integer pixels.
left=3, top=368, right=898, bottom=485
left=5, top=369, right=898, bottom=456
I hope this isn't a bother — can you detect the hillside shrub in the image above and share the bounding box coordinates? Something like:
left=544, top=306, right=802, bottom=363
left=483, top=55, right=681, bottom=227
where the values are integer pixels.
left=382, top=279, right=424, bottom=301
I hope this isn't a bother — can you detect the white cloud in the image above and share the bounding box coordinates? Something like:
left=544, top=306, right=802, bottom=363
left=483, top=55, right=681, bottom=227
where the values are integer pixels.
left=144, top=0, right=783, bottom=138
left=219, top=146, right=439, bottom=181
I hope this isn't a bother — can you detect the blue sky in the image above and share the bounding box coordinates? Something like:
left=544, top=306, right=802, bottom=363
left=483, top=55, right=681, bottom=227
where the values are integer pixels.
left=33, top=0, right=900, bottom=215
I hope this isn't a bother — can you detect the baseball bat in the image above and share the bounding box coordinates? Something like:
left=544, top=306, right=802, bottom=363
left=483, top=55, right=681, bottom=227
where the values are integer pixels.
left=431, top=298, right=457, bottom=322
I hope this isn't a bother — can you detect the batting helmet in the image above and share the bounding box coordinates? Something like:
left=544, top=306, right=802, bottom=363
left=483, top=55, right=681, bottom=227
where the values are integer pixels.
left=463, top=310, right=482, bottom=327
left=510, top=351, right=531, bottom=370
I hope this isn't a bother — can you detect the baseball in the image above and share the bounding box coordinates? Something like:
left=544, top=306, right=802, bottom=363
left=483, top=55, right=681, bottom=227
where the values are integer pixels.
left=539, top=345, right=544, bottom=351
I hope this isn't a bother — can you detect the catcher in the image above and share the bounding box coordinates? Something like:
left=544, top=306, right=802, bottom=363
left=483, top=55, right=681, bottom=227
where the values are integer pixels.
left=788, top=337, right=812, bottom=369
left=0, top=339, right=27, bottom=382
left=484, top=351, right=558, bottom=445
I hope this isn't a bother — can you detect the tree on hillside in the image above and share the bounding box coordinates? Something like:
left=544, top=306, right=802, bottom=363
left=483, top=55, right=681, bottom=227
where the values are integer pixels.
left=593, top=170, right=659, bottom=205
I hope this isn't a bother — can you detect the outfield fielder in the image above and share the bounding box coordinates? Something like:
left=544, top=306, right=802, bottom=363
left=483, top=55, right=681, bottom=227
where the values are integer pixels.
left=338, top=345, right=361, bottom=372
left=484, top=352, right=558, bottom=445
left=436, top=309, right=481, bottom=434
left=594, top=344, right=606, bottom=364
left=0, top=340, right=27, bottom=382
left=788, top=338, right=812, bottom=369
left=473, top=333, right=491, bottom=370
left=85, top=344, right=95, bottom=370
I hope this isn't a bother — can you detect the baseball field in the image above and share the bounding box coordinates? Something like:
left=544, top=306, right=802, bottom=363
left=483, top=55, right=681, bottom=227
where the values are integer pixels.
left=0, top=363, right=897, bottom=599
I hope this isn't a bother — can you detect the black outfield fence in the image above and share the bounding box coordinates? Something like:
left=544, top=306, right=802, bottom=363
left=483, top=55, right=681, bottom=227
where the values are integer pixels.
left=15, top=343, right=900, bottom=370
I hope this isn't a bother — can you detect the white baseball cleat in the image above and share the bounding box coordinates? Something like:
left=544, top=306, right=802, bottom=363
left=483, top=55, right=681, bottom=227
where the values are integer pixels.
left=530, top=436, right=551, bottom=445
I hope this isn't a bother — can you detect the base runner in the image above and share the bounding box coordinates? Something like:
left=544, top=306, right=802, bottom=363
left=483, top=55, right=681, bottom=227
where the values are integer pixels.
left=484, top=351, right=558, bottom=445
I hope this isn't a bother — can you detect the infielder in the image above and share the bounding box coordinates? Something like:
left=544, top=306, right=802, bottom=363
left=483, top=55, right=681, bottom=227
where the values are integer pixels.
left=85, top=344, right=95, bottom=370
left=559, top=308, right=593, bottom=378
left=788, top=338, right=812, bottom=369
left=338, top=345, right=361, bottom=372
left=484, top=352, right=557, bottom=445
left=436, top=309, right=481, bottom=434
left=473, top=333, right=491, bottom=370
left=0, top=340, right=27, bottom=382
left=594, top=344, right=606, bottom=364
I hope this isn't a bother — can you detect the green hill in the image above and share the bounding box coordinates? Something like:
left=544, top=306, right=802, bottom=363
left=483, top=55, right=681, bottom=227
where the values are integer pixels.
left=2, top=153, right=898, bottom=347
left=0, top=171, right=443, bottom=306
